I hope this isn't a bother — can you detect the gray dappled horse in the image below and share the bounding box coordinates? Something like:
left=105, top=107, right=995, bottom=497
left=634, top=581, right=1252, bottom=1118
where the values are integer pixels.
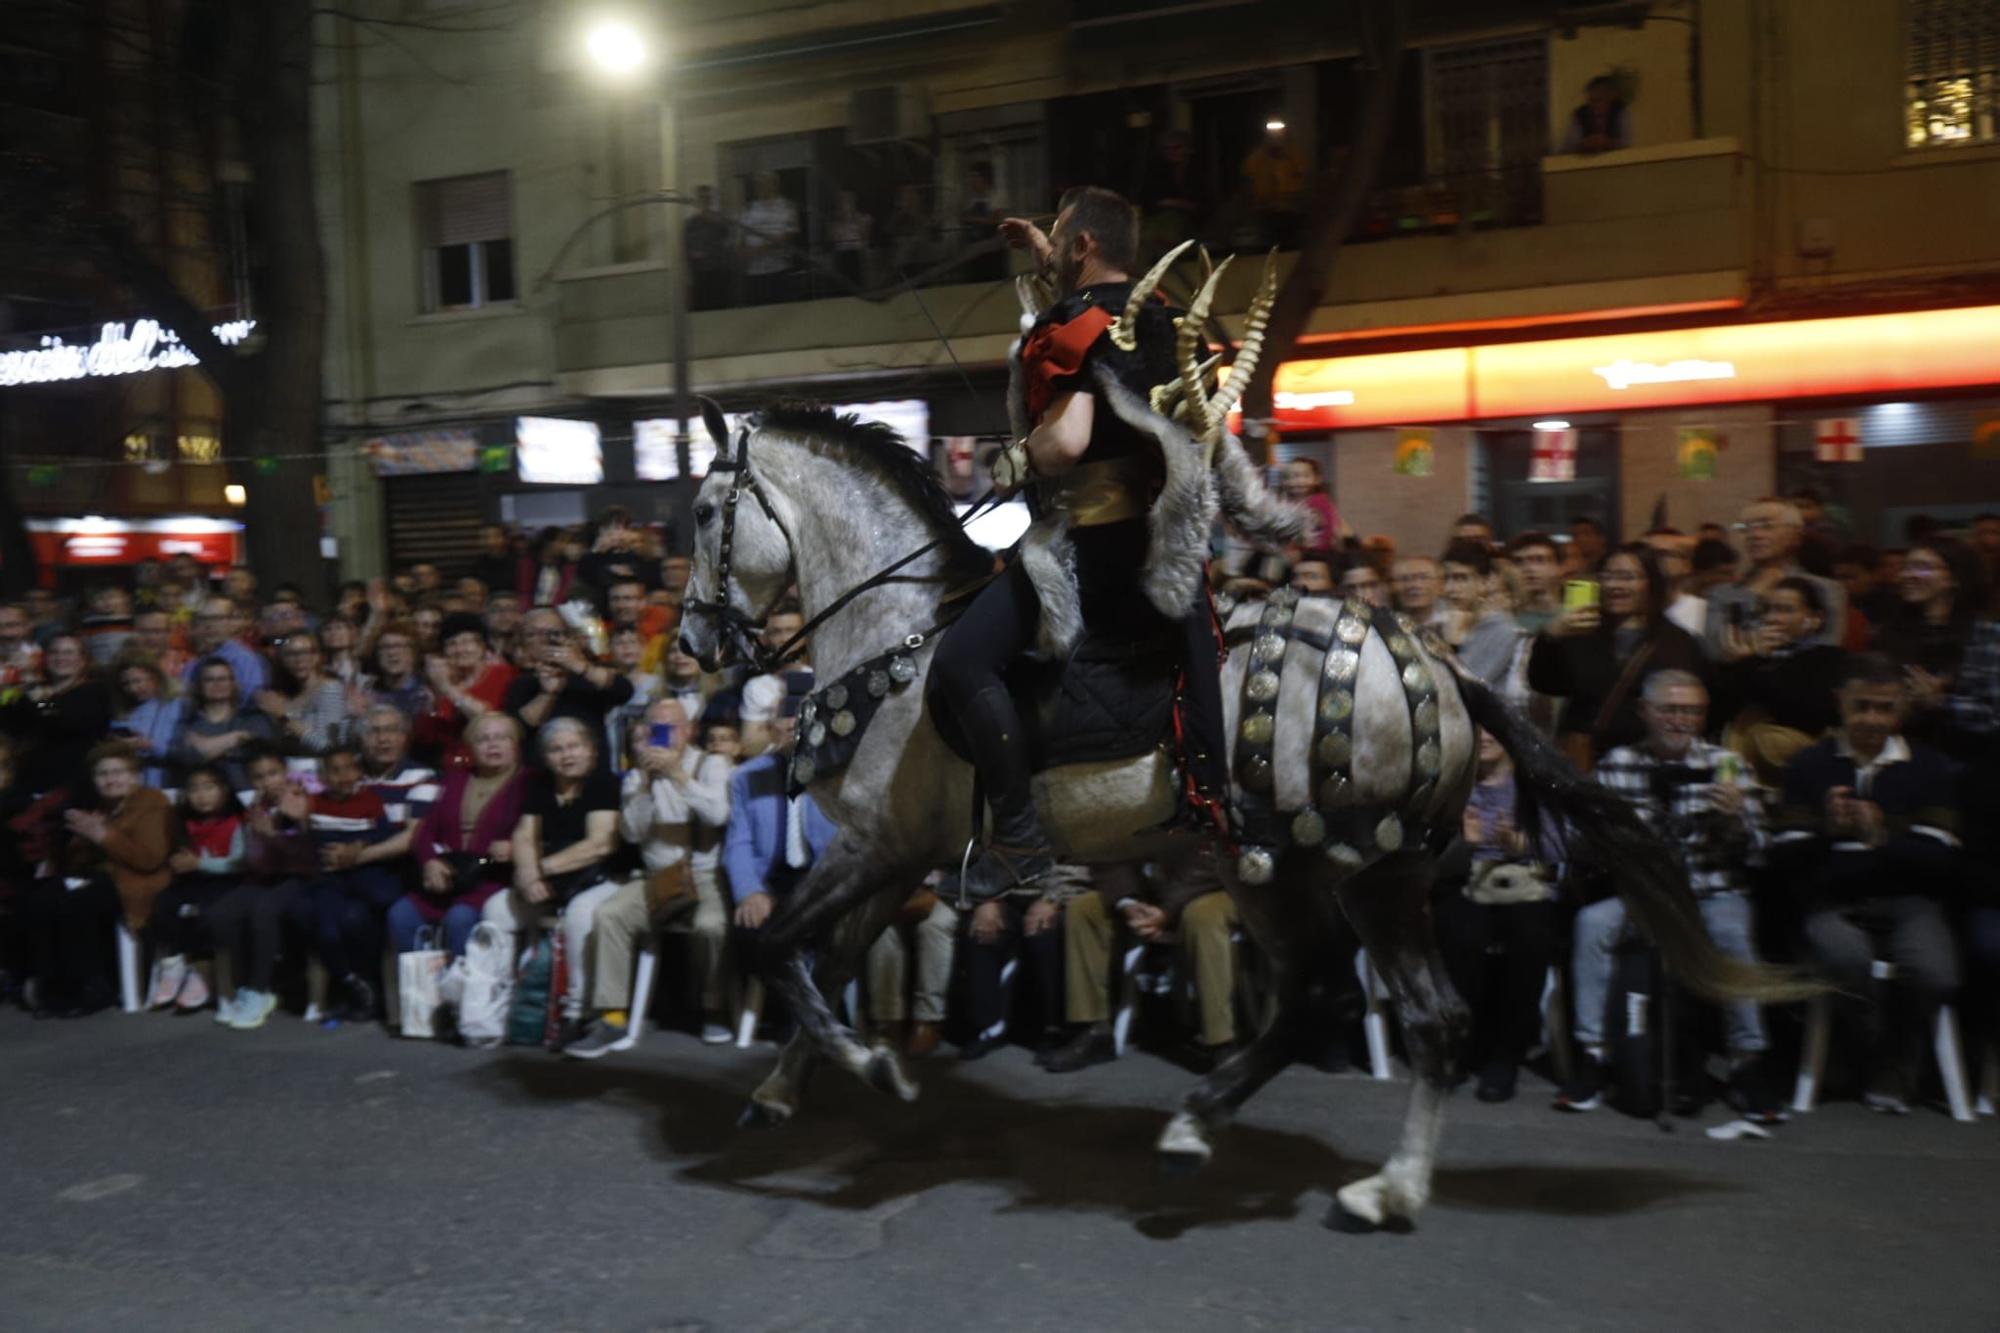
left=675, top=399, right=1803, bottom=1232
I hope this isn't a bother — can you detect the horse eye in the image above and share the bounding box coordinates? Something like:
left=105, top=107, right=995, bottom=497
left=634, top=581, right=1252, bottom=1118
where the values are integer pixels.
left=694, top=501, right=716, bottom=527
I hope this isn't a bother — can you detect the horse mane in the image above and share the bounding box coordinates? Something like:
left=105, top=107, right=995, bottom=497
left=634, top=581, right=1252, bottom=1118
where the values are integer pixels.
left=754, top=401, right=992, bottom=582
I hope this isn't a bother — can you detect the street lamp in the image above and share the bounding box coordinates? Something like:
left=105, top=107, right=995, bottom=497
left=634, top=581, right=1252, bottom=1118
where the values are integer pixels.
left=583, top=18, right=649, bottom=79
left=578, top=12, right=694, bottom=500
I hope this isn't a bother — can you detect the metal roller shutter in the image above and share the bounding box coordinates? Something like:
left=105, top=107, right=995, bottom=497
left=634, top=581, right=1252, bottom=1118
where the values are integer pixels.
left=384, top=473, right=483, bottom=578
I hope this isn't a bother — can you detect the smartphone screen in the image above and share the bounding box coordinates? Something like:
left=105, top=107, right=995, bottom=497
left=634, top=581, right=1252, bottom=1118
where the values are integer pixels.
left=1562, top=579, right=1599, bottom=611
left=650, top=722, right=676, bottom=749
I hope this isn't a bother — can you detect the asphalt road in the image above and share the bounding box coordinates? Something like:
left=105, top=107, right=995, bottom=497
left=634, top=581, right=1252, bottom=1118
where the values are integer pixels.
left=4, top=1011, right=1997, bottom=1332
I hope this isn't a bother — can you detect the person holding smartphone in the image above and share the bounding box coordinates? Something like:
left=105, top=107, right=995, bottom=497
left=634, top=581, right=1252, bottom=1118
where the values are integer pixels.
left=501, top=608, right=633, bottom=770
left=1528, top=543, right=1706, bottom=769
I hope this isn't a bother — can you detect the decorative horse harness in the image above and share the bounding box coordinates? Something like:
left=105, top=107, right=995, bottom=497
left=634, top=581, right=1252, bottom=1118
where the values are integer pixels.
left=679, top=421, right=997, bottom=796
left=1227, top=587, right=1450, bottom=886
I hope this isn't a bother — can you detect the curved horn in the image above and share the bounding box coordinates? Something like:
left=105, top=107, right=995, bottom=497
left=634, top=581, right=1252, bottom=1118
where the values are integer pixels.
left=1212, top=250, right=1279, bottom=423
left=1110, top=239, right=1194, bottom=351
left=1177, top=254, right=1234, bottom=443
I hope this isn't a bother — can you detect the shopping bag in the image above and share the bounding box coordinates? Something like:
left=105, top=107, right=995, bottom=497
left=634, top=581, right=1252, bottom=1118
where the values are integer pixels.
left=454, top=922, right=514, bottom=1049
left=397, top=928, right=448, bottom=1039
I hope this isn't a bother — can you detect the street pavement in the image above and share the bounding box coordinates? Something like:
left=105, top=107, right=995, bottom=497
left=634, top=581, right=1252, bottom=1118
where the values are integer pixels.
left=4, top=1009, right=1997, bottom=1332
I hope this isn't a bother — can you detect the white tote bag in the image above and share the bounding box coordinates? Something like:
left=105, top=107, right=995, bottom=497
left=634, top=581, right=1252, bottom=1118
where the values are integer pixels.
left=397, top=927, right=449, bottom=1039
left=453, top=922, right=515, bottom=1049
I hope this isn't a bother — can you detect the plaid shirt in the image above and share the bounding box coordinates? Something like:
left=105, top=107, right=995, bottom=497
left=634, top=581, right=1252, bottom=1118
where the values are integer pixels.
left=1945, top=618, right=2000, bottom=738
left=1595, top=738, right=1765, bottom=898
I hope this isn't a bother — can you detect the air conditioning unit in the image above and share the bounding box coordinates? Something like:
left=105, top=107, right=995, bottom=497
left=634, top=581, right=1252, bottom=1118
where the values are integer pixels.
left=849, top=85, right=930, bottom=145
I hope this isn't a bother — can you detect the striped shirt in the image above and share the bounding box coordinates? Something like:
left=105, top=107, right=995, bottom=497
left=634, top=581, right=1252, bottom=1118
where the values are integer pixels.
left=1594, top=738, right=1765, bottom=898
left=1945, top=618, right=2000, bottom=738
left=361, top=762, right=440, bottom=826
left=309, top=788, right=391, bottom=844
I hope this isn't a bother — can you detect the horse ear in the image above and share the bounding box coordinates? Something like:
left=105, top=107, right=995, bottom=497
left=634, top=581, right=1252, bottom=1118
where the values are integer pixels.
left=698, top=397, right=731, bottom=454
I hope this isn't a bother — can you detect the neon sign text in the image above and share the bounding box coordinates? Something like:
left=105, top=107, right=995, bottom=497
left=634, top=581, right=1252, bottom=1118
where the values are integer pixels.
left=0, top=319, right=256, bottom=388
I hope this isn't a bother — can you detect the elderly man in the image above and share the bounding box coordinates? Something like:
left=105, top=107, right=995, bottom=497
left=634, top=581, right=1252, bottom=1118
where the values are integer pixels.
left=566, top=698, right=735, bottom=1058
left=1704, top=498, right=1845, bottom=657
left=181, top=597, right=268, bottom=703
left=1556, top=670, right=1781, bottom=1121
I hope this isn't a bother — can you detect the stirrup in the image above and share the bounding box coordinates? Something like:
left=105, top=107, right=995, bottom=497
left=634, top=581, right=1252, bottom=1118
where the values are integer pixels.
left=958, top=839, right=1056, bottom=903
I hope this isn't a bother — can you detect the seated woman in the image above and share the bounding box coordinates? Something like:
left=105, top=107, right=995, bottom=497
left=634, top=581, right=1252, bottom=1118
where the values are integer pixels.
left=1430, top=728, right=1562, bottom=1104
left=483, top=717, right=623, bottom=1044
left=258, top=632, right=352, bottom=756
left=15, top=633, right=112, bottom=797
left=391, top=712, right=525, bottom=958
left=171, top=656, right=277, bottom=793
left=19, top=743, right=173, bottom=1017
left=146, top=765, right=247, bottom=1012
left=112, top=654, right=183, bottom=788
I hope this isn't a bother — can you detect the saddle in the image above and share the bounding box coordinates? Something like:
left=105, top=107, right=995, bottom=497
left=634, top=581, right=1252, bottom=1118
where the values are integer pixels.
left=928, top=625, right=1181, bottom=773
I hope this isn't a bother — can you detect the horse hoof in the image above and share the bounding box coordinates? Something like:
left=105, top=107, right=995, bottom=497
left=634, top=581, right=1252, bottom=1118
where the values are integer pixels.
left=1325, top=1200, right=1378, bottom=1234
left=1154, top=1110, right=1214, bottom=1179
left=1155, top=1149, right=1207, bottom=1182
left=866, top=1050, right=919, bottom=1102
left=737, top=1099, right=793, bottom=1130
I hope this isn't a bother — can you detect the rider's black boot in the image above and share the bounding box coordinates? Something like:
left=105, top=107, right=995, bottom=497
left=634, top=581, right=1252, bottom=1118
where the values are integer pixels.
left=957, top=684, right=1056, bottom=899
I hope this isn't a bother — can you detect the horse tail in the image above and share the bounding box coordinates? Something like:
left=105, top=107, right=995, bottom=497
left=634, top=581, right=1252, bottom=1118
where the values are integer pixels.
left=1454, top=671, right=1820, bottom=1007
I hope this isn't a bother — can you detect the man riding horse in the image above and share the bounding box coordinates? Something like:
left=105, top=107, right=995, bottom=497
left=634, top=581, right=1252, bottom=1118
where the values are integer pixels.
left=933, top=186, right=1232, bottom=897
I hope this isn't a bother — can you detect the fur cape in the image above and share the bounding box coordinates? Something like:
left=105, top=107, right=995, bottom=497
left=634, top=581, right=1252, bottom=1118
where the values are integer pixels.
left=1006, top=340, right=1310, bottom=659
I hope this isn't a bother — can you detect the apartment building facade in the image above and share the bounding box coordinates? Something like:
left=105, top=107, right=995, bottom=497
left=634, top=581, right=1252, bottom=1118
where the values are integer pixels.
left=316, top=0, right=2000, bottom=575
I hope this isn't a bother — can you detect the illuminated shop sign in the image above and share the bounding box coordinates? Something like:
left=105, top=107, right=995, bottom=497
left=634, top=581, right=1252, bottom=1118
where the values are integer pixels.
left=25, top=516, right=243, bottom=566
left=515, top=416, right=603, bottom=485
left=1267, top=304, right=2000, bottom=431
left=0, top=320, right=256, bottom=388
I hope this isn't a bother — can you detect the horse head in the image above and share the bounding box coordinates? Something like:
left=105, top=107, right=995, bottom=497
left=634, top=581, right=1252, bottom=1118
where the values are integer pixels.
left=679, top=398, right=798, bottom=673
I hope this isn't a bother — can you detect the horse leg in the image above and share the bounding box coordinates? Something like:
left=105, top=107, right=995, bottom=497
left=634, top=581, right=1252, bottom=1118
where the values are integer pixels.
left=744, top=885, right=907, bottom=1126
left=1156, top=860, right=1323, bottom=1174
left=1328, top=850, right=1467, bottom=1233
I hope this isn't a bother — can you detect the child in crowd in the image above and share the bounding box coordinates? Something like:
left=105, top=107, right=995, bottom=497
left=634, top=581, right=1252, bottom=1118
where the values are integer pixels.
left=307, top=744, right=399, bottom=1024
left=208, top=747, right=314, bottom=1030
left=146, top=766, right=247, bottom=1012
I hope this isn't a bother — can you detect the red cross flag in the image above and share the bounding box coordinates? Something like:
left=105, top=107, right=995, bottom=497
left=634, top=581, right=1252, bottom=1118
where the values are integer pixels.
left=1814, top=417, right=1863, bottom=463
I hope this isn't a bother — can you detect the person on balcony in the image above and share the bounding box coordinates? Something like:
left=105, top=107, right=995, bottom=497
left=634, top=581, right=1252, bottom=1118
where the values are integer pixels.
left=1560, top=75, right=1630, bottom=154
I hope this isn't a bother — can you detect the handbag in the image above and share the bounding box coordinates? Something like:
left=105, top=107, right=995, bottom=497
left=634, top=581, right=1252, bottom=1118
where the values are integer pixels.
left=397, top=926, right=448, bottom=1039
left=1561, top=640, right=1657, bottom=773
left=1463, top=860, right=1554, bottom=906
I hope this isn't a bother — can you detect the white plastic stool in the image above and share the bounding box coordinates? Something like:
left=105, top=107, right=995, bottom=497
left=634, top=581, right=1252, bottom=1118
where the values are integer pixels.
left=735, top=976, right=764, bottom=1048
left=1356, top=950, right=1394, bottom=1080
left=1111, top=944, right=1148, bottom=1056
left=116, top=923, right=143, bottom=1014
left=629, top=947, right=659, bottom=1043
left=1791, top=958, right=1974, bottom=1122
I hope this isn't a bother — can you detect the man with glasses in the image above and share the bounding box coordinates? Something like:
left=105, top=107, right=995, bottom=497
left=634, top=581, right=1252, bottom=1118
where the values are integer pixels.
left=181, top=598, right=268, bottom=705
left=363, top=622, right=431, bottom=719
left=502, top=608, right=634, bottom=764
left=1704, top=499, right=1845, bottom=658
left=1554, top=670, right=1782, bottom=1122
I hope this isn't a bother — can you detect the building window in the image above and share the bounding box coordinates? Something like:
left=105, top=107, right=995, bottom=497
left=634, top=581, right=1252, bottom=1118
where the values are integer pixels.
left=416, top=171, right=516, bottom=311
left=1424, top=37, right=1548, bottom=227
left=1906, top=0, right=1999, bottom=147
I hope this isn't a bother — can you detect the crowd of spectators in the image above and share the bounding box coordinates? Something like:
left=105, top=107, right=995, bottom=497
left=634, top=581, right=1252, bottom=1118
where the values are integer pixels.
left=2, top=489, right=1996, bottom=1127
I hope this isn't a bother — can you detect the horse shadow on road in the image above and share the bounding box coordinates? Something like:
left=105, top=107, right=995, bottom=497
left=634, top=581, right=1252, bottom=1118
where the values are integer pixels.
left=472, top=1050, right=1738, bottom=1239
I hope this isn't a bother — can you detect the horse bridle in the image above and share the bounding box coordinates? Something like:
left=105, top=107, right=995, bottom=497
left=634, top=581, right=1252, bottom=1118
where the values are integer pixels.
left=681, top=424, right=794, bottom=673
left=681, top=420, right=1002, bottom=677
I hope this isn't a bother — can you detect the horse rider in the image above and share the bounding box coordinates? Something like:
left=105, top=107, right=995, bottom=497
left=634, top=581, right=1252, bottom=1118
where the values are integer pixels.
left=932, top=185, right=1228, bottom=898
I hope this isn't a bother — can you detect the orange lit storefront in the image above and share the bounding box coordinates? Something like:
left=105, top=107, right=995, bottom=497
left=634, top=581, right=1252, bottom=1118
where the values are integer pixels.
left=1261, top=304, right=2000, bottom=552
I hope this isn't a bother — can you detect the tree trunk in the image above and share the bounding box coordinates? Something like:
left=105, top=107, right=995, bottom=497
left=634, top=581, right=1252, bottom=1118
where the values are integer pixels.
left=231, top=0, right=329, bottom=600
left=1238, top=1, right=1410, bottom=442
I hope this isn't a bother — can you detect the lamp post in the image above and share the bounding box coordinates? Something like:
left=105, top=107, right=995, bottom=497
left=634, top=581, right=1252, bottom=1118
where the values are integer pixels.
left=582, top=16, right=694, bottom=480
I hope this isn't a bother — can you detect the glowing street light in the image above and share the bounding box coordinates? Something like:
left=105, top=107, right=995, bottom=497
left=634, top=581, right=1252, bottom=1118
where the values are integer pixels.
left=584, top=17, right=650, bottom=78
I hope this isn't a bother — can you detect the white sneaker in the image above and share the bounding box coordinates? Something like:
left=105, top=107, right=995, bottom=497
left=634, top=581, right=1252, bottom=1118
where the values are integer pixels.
left=213, top=992, right=242, bottom=1026
left=230, top=989, right=279, bottom=1031
left=303, top=1002, right=325, bottom=1024
left=148, top=955, right=188, bottom=1010
left=700, top=1022, right=733, bottom=1046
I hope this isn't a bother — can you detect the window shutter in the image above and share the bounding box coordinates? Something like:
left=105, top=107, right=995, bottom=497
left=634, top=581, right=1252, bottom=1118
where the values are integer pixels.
left=420, top=172, right=512, bottom=246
